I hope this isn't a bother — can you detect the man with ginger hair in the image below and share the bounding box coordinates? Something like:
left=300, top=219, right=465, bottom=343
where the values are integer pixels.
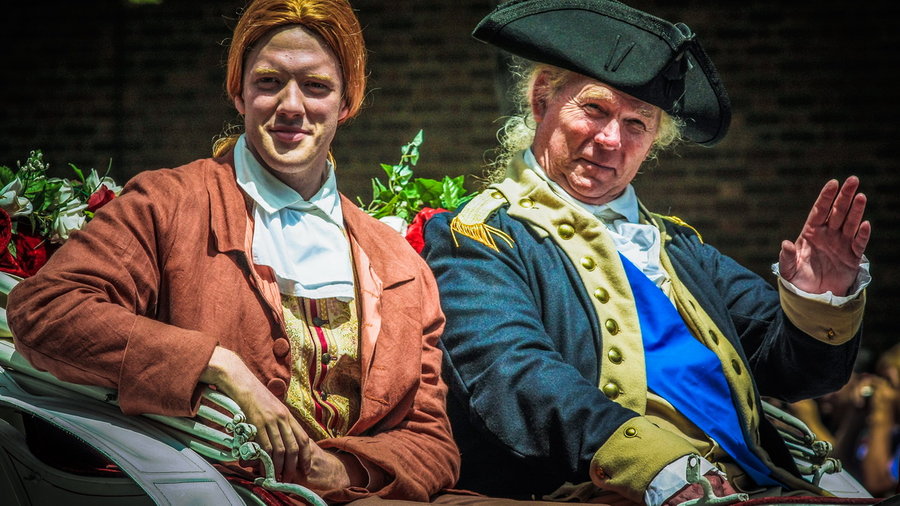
left=7, top=0, right=460, bottom=502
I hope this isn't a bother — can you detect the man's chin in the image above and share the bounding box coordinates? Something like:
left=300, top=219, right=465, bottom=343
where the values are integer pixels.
left=567, top=181, right=614, bottom=205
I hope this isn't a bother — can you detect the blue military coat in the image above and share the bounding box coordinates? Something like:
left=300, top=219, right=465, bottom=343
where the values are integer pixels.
left=422, top=157, right=862, bottom=500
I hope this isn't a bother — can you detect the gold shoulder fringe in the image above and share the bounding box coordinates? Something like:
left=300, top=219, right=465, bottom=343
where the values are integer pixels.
left=450, top=218, right=515, bottom=251
left=445, top=188, right=515, bottom=251
left=657, top=214, right=703, bottom=243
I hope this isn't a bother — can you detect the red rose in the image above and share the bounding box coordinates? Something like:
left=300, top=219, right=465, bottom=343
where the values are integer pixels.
left=13, top=232, right=51, bottom=277
left=0, top=208, right=12, bottom=252
left=87, top=184, right=116, bottom=213
left=0, top=209, right=27, bottom=277
left=0, top=211, right=53, bottom=278
left=0, top=253, right=27, bottom=278
left=404, top=207, right=449, bottom=254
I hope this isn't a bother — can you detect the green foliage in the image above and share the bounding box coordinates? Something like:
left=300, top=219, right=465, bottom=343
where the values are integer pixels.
left=358, top=130, right=474, bottom=222
left=0, top=150, right=113, bottom=239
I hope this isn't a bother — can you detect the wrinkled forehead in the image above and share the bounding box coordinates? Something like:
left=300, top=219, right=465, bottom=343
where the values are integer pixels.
left=573, top=76, right=661, bottom=119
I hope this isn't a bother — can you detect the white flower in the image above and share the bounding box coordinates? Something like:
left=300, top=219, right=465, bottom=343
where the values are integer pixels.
left=85, top=169, right=122, bottom=195
left=51, top=178, right=76, bottom=205
left=0, top=178, right=33, bottom=217
left=50, top=199, right=88, bottom=244
left=48, top=180, right=88, bottom=244
left=378, top=215, right=408, bottom=236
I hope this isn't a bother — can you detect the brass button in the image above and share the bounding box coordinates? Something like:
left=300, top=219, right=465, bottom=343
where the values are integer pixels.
left=602, top=382, right=620, bottom=399
left=321, top=352, right=332, bottom=364
left=708, top=329, right=719, bottom=345
left=558, top=223, right=575, bottom=239
left=581, top=256, right=596, bottom=271
left=607, top=348, right=623, bottom=364
left=732, top=359, right=742, bottom=375
left=518, top=198, right=534, bottom=208
left=605, top=319, right=620, bottom=335
left=594, top=287, right=610, bottom=304
left=826, top=328, right=836, bottom=340
left=624, top=427, right=637, bottom=438
left=491, top=190, right=504, bottom=199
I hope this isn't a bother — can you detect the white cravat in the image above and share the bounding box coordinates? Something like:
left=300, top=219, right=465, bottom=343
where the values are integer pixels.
left=234, top=135, right=354, bottom=301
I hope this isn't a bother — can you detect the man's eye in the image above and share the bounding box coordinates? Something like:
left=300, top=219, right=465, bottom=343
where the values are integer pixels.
left=627, top=119, right=648, bottom=132
left=306, top=81, right=330, bottom=91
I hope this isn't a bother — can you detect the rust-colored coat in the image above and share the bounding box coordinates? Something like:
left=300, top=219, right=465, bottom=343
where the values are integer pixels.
left=6, top=155, right=460, bottom=502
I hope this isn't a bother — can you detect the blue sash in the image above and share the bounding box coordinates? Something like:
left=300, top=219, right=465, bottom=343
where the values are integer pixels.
left=618, top=253, right=780, bottom=487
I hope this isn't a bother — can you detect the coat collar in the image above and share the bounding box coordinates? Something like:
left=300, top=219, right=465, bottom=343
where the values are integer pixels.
left=205, top=153, right=414, bottom=290
left=206, top=152, right=252, bottom=256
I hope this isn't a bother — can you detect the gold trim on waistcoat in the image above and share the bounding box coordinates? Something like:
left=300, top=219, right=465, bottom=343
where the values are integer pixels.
left=492, top=161, right=648, bottom=414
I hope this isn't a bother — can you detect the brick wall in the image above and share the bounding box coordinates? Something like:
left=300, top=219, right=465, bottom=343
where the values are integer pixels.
left=1, top=0, right=896, bottom=358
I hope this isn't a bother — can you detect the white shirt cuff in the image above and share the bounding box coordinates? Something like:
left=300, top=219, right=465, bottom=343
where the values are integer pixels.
left=772, top=255, right=870, bottom=306
left=645, top=455, right=719, bottom=506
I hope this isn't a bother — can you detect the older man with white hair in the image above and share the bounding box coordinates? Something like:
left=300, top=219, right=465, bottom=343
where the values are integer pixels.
left=423, top=0, right=871, bottom=504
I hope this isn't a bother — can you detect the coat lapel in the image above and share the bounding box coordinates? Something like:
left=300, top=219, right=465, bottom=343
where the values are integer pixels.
left=341, top=196, right=420, bottom=434
left=205, top=155, right=284, bottom=325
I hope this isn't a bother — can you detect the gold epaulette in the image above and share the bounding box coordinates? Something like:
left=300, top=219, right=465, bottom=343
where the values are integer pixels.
left=449, top=189, right=515, bottom=251
left=656, top=214, right=703, bottom=243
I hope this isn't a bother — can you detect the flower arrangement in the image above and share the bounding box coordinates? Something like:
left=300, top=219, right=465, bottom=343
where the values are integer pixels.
left=358, top=130, right=474, bottom=252
left=0, top=150, right=121, bottom=278
left=0, top=132, right=464, bottom=278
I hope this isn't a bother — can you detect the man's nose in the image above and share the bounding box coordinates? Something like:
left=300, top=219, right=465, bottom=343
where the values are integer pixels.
left=594, top=119, right=622, bottom=150
left=277, top=82, right=305, bottom=117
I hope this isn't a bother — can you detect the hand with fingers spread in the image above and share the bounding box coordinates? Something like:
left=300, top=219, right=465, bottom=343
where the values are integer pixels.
left=200, top=346, right=357, bottom=491
left=779, top=176, right=871, bottom=297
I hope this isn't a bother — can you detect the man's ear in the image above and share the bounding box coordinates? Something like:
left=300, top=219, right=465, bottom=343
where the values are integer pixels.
left=531, top=71, right=551, bottom=123
left=337, top=100, right=350, bottom=123
left=233, top=94, right=246, bottom=115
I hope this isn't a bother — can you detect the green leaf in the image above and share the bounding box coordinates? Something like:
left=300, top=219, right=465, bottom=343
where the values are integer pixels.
left=438, top=175, right=468, bottom=209
left=0, top=166, right=14, bottom=187
left=393, top=164, right=413, bottom=184
left=371, top=177, right=388, bottom=198
left=360, top=129, right=474, bottom=220
left=411, top=129, right=424, bottom=146
left=68, top=163, right=85, bottom=183
left=24, top=179, right=46, bottom=199
left=413, top=178, right=443, bottom=208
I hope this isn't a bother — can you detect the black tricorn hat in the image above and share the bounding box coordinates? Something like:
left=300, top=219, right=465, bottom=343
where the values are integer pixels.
left=473, top=0, right=731, bottom=146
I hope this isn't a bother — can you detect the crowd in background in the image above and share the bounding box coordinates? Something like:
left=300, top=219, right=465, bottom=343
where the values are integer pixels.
left=773, top=344, right=900, bottom=497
